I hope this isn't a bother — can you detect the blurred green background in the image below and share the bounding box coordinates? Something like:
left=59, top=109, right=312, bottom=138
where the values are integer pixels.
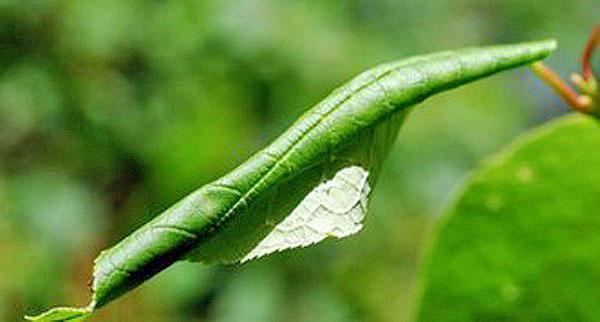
left=0, top=1, right=597, bottom=321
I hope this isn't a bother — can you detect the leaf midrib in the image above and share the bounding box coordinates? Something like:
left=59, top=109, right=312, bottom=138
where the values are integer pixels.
left=201, top=55, right=440, bottom=238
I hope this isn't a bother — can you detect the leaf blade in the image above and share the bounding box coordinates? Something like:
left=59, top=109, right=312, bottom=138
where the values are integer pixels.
left=30, top=39, right=557, bottom=318
left=416, top=114, right=600, bottom=321
left=25, top=307, right=92, bottom=322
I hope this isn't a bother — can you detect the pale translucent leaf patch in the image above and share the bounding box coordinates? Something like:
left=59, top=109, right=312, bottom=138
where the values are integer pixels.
left=241, top=166, right=371, bottom=262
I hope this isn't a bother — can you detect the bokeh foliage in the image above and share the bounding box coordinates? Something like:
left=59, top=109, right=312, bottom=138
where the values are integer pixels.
left=1, top=1, right=598, bottom=321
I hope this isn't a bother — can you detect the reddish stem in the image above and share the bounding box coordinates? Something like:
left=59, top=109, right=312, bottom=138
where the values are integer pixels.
left=581, top=25, right=599, bottom=81
left=531, top=62, right=591, bottom=113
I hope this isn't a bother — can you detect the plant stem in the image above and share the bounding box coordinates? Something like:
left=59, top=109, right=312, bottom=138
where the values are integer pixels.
left=531, top=62, right=592, bottom=113
left=581, top=25, right=599, bottom=81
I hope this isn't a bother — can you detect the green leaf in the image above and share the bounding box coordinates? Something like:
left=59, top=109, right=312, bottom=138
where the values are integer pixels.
left=416, top=114, right=600, bottom=321
left=25, top=307, right=92, bottom=322
left=28, top=40, right=556, bottom=320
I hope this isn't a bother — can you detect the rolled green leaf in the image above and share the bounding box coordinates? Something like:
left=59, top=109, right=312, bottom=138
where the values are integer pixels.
left=28, top=39, right=556, bottom=321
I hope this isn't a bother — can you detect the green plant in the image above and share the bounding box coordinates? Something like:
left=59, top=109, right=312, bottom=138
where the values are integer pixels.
left=417, top=115, right=600, bottom=321
left=415, top=26, right=600, bottom=321
left=26, top=40, right=558, bottom=321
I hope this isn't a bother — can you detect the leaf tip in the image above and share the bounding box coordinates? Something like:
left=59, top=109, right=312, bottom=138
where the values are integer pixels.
left=526, top=39, right=558, bottom=59
left=543, top=39, right=558, bottom=51
left=24, top=306, right=93, bottom=322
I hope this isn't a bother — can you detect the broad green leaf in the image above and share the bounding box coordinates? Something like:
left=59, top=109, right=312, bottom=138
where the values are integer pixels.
left=417, top=115, right=600, bottom=321
left=28, top=40, right=556, bottom=320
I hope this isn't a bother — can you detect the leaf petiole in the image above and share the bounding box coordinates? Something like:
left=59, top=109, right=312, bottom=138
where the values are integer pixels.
left=531, top=62, right=593, bottom=113
left=531, top=25, right=598, bottom=117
